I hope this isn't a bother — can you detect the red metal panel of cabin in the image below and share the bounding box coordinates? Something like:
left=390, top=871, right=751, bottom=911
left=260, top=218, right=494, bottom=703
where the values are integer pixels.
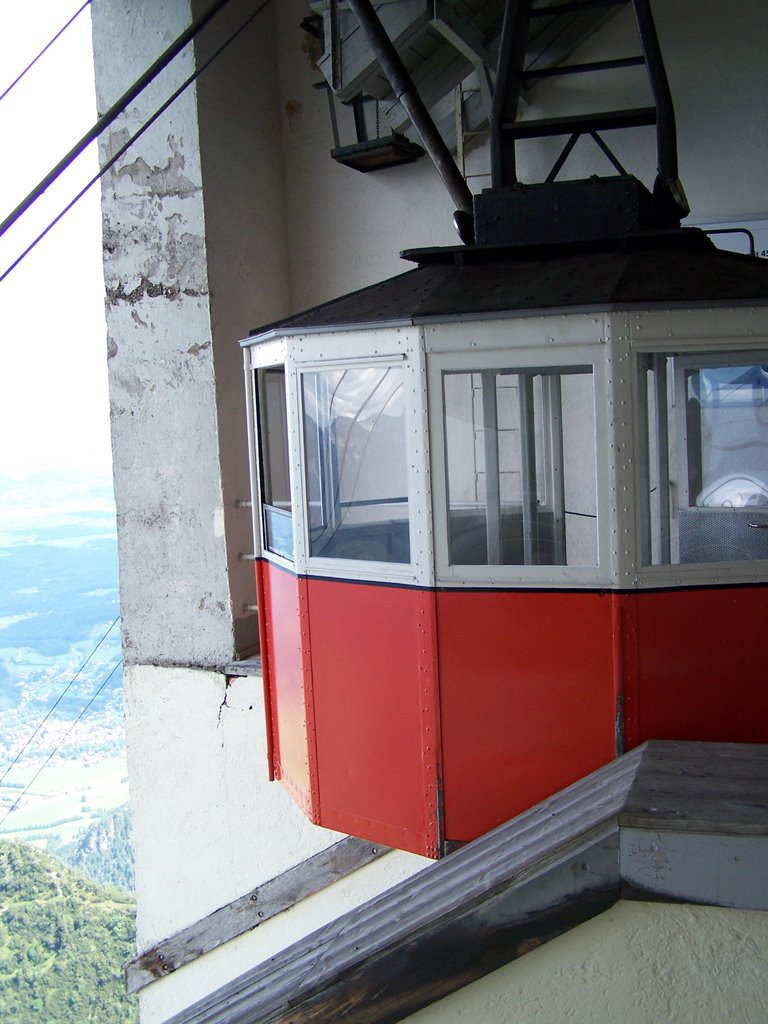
left=305, top=578, right=441, bottom=858
left=436, top=589, right=617, bottom=843
left=630, top=585, right=768, bottom=744
left=260, top=561, right=318, bottom=819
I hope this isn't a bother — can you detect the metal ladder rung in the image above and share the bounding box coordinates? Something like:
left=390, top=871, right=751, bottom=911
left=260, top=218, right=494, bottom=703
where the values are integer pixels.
left=501, top=106, right=657, bottom=139
left=530, top=0, right=629, bottom=17
left=521, top=56, right=646, bottom=80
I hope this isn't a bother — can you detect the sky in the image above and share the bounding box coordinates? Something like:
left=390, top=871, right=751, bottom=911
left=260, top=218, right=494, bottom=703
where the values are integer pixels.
left=0, top=1, right=112, bottom=480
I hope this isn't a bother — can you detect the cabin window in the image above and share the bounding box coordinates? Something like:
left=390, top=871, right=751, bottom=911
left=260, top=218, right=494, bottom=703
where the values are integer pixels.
left=639, top=352, right=768, bottom=564
left=443, top=367, right=598, bottom=566
left=301, top=365, right=410, bottom=563
left=257, top=366, right=293, bottom=560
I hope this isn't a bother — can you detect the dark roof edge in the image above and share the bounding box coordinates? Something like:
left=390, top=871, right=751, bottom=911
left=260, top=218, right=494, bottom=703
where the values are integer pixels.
left=240, top=230, right=768, bottom=344
left=244, top=269, right=420, bottom=341
left=166, top=741, right=768, bottom=1024
left=399, top=226, right=715, bottom=266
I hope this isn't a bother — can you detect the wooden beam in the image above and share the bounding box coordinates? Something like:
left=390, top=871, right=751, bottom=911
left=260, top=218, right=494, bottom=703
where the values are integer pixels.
left=126, top=837, right=389, bottom=994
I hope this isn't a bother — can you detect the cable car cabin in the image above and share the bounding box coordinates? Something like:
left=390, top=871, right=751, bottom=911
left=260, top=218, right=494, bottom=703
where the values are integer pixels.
left=242, top=230, right=768, bottom=858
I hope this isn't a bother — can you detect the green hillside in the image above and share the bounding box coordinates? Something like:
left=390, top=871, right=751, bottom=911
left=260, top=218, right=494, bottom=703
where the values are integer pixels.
left=49, top=804, right=135, bottom=892
left=0, top=840, right=138, bottom=1023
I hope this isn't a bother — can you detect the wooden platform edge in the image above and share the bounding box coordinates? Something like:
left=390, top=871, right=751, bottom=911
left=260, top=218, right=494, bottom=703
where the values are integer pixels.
left=160, top=741, right=768, bottom=1024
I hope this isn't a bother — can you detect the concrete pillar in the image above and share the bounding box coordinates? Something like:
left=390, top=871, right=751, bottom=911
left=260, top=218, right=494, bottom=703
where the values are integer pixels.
left=92, top=0, right=288, bottom=668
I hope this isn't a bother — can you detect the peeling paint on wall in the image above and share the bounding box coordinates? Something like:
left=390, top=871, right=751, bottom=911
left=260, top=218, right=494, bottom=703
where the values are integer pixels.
left=117, top=136, right=199, bottom=199
left=101, top=127, right=208, bottom=305
left=187, top=341, right=211, bottom=356
left=106, top=274, right=206, bottom=305
left=107, top=276, right=184, bottom=304
left=96, top=90, right=233, bottom=665
left=102, top=208, right=208, bottom=299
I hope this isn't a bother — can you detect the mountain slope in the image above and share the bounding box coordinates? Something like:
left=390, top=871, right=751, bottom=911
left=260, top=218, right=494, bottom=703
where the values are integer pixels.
left=49, top=803, right=135, bottom=892
left=0, top=840, right=138, bottom=1023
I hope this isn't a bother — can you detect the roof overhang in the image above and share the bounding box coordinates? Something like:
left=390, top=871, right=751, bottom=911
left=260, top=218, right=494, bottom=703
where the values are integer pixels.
left=244, top=230, right=768, bottom=346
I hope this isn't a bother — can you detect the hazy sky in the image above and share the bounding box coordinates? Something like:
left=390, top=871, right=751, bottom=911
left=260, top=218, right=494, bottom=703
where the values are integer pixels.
left=0, top=1, right=111, bottom=480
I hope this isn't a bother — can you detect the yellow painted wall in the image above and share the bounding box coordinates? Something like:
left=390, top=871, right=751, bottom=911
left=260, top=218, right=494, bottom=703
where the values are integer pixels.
left=410, top=902, right=768, bottom=1023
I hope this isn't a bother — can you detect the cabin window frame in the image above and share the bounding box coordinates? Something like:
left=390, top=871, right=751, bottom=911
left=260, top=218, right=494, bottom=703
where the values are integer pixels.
left=636, top=344, right=768, bottom=572
left=625, top=306, right=768, bottom=587
left=245, top=339, right=300, bottom=572
left=257, top=364, right=295, bottom=562
left=299, top=358, right=413, bottom=567
left=286, top=327, right=434, bottom=587
left=427, top=336, right=611, bottom=588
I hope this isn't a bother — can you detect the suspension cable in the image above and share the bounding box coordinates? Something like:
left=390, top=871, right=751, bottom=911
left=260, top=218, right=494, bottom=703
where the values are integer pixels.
left=0, top=1, right=92, bottom=106
left=0, top=660, right=123, bottom=832
left=0, top=0, right=273, bottom=285
left=0, top=0, right=236, bottom=243
left=0, top=616, right=120, bottom=785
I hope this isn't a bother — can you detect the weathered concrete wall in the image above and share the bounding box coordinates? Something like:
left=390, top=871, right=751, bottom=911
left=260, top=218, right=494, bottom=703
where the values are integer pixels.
left=410, top=901, right=768, bottom=1024
left=125, top=664, right=338, bottom=951
left=93, top=0, right=233, bottom=667
left=92, top=0, right=289, bottom=667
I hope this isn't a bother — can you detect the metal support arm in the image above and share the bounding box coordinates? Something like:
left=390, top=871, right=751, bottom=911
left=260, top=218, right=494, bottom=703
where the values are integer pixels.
left=346, top=0, right=474, bottom=215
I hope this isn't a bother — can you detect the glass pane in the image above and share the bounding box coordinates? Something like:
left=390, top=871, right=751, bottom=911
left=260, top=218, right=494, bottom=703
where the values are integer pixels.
left=688, top=365, right=768, bottom=507
left=263, top=507, right=293, bottom=562
left=258, top=367, right=293, bottom=560
left=302, top=366, right=410, bottom=563
left=561, top=373, right=599, bottom=564
left=444, top=367, right=597, bottom=567
left=640, top=353, right=768, bottom=565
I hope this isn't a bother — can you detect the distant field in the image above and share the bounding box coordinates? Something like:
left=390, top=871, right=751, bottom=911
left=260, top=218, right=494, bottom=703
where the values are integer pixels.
left=0, top=755, right=129, bottom=845
left=0, top=473, right=127, bottom=849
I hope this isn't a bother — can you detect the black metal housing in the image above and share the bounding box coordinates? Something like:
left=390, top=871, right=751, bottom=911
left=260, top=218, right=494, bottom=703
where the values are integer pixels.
left=474, top=175, right=674, bottom=246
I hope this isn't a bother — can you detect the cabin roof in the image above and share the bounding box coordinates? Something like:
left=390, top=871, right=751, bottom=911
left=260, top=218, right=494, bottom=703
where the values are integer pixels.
left=165, top=740, right=768, bottom=1024
left=246, top=231, right=768, bottom=343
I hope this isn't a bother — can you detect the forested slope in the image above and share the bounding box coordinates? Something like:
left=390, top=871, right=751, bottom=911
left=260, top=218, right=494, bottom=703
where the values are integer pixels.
left=49, top=803, right=135, bottom=891
left=0, top=840, right=138, bottom=1022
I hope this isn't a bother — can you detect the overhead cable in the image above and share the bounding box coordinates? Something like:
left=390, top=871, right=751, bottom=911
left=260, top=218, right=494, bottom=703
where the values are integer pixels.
left=0, top=1, right=92, bottom=106
left=0, top=660, right=123, bottom=832
left=0, top=0, right=273, bottom=285
left=0, top=0, right=237, bottom=243
left=0, top=615, right=120, bottom=785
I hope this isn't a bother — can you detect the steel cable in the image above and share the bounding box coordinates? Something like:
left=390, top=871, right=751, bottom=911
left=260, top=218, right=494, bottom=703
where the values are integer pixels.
left=0, top=0, right=273, bottom=285
left=0, top=1, right=92, bottom=106
left=0, top=0, right=237, bottom=243
left=0, top=615, right=120, bottom=785
left=0, top=660, right=123, bottom=833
